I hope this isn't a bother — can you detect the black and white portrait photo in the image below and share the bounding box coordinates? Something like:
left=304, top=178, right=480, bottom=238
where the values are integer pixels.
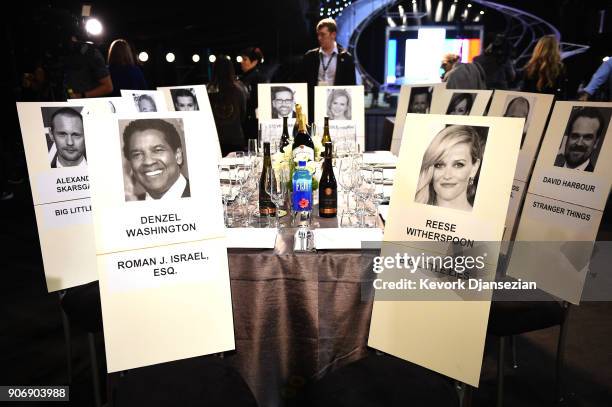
left=502, top=95, right=534, bottom=149
left=134, top=93, right=158, bottom=112
left=170, top=88, right=199, bottom=111
left=271, top=86, right=296, bottom=119
left=553, top=106, right=611, bottom=172
left=446, top=93, right=476, bottom=116
left=41, top=106, right=87, bottom=169
left=408, top=86, right=433, bottom=114
left=120, top=118, right=191, bottom=201
left=415, top=125, right=489, bottom=211
left=326, top=88, right=352, bottom=120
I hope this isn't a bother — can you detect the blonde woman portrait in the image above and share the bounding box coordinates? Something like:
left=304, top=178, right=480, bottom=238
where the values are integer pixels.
left=326, top=88, right=352, bottom=120
left=415, top=125, right=486, bottom=211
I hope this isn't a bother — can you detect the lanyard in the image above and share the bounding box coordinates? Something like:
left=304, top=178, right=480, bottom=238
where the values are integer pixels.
left=320, top=52, right=337, bottom=73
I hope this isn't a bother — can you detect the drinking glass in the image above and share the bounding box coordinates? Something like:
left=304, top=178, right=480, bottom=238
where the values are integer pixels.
left=247, top=139, right=258, bottom=163
left=265, top=166, right=287, bottom=229
left=338, top=156, right=358, bottom=226
left=218, top=165, right=235, bottom=227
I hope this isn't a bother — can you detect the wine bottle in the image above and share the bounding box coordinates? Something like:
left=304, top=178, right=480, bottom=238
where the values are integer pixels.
left=259, top=142, right=276, bottom=217
left=292, top=105, right=315, bottom=163
left=280, top=116, right=290, bottom=153
left=322, top=117, right=332, bottom=145
left=318, top=142, right=337, bottom=218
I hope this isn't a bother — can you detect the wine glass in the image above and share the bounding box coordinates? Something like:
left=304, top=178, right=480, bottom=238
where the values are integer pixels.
left=218, top=165, right=235, bottom=227
left=265, top=166, right=287, bottom=229
left=338, top=156, right=357, bottom=226
left=247, top=139, right=258, bottom=164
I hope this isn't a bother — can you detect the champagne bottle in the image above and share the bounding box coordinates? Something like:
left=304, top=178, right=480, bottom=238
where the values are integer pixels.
left=280, top=116, right=290, bottom=153
left=259, top=142, right=276, bottom=217
left=292, top=105, right=315, bottom=163
left=322, top=117, right=332, bottom=145
left=318, top=142, right=337, bottom=218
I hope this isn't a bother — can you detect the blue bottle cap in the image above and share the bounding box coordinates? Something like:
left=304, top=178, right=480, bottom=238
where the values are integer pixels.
left=298, top=160, right=307, bottom=167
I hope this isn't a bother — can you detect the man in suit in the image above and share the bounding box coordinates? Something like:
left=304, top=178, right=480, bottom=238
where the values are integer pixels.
left=554, top=107, right=606, bottom=172
left=49, top=107, right=86, bottom=168
left=301, top=18, right=356, bottom=117
left=123, top=119, right=190, bottom=200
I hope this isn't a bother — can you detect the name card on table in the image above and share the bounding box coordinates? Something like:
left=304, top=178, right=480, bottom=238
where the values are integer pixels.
left=507, top=102, right=612, bottom=304
left=84, top=111, right=234, bottom=372
left=430, top=88, right=493, bottom=117
left=314, top=85, right=365, bottom=150
left=120, top=89, right=168, bottom=113
left=390, top=83, right=446, bottom=155
left=258, top=83, right=309, bottom=122
left=259, top=118, right=296, bottom=150
left=16, top=102, right=99, bottom=292
left=487, top=91, right=555, bottom=243
left=368, top=114, right=522, bottom=386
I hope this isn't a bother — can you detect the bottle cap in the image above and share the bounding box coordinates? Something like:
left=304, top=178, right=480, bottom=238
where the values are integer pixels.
left=298, top=160, right=306, bottom=167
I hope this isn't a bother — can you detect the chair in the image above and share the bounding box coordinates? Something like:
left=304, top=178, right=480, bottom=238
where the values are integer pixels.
left=60, top=282, right=105, bottom=407
left=303, top=353, right=460, bottom=407
left=487, top=301, right=570, bottom=407
left=110, top=356, right=258, bottom=407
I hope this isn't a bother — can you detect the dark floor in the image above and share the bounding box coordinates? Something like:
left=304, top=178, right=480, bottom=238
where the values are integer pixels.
left=2, top=159, right=612, bottom=407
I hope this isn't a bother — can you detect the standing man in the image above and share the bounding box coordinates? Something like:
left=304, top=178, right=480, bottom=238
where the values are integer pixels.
left=554, top=107, right=606, bottom=172
left=301, top=18, right=356, bottom=117
left=63, top=36, right=113, bottom=99
left=122, top=119, right=190, bottom=200
left=49, top=107, right=86, bottom=168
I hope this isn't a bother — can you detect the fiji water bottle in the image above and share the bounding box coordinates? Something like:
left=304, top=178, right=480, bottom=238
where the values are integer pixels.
left=292, top=161, right=312, bottom=225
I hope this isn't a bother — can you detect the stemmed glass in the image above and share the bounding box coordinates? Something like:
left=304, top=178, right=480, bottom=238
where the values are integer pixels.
left=338, top=156, right=358, bottom=226
left=354, top=166, right=376, bottom=227
left=264, top=166, right=287, bottom=229
left=218, top=164, right=235, bottom=227
left=247, top=139, right=258, bottom=165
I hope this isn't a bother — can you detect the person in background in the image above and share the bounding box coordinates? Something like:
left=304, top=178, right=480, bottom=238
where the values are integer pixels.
left=301, top=18, right=356, bottom=118
left=473, top=34, right=516, bottom=90
left=579, top=57, right=612, bottom=101
left=64, top=35, right=113, bottom=99
left=239, top=47, right=267, bottom=139
left=208, top=55, right=247, bottom=156
left=520, top=35, right=566, bottom=99
left=441, top=53, right=486, bottom=90
left=107, top=38, right=148, bottom=97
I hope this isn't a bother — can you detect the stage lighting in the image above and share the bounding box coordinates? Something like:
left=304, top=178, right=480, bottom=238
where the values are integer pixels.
left=447, top=3, right=456, bottom=21
left=85, top=18, right=103, bottom=36
left=412, top=0, right=417, bottom=13
left=425, top=0, right=432, bottom=17
left=604, top=56, right=610, bottom=62
left=192, top=54, right=200, bottom=63
left=209, top=54, right=216, bottom=63
left=138, top=51, right=149, bottom=62
left=467, top=3, right=472, bottom=8
left=398, top=5, right=405, bottom=17
left=166, top=52, right=175, bottom=63
left=434, top=0, right=443, bottom=22
left=480, top=10, right=485, bottom=14
left=387, top=16, right=397, bottom=27
left=236, top=55, right=243, bottom=63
